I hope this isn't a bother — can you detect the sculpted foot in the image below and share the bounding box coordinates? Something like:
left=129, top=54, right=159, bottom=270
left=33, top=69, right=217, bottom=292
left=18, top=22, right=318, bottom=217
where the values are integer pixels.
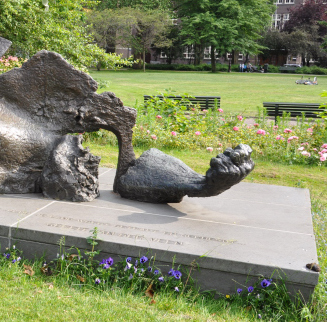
left=116, top=144, right=254, bottom=203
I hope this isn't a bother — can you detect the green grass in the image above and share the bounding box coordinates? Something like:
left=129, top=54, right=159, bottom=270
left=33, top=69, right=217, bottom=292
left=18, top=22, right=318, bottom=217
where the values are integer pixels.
left=89, top=69, right=327, bottom=115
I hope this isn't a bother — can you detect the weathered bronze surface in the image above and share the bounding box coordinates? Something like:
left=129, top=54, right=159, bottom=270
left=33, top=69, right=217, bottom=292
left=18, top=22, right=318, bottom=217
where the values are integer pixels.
left=0, top=41, right=254, bottom=203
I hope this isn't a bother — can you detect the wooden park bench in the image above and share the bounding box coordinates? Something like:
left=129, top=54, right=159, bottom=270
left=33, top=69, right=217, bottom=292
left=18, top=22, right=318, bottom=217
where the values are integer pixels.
left=144, top=95, right=221, bottom=110
left=263, top=102, right=323, bottom=123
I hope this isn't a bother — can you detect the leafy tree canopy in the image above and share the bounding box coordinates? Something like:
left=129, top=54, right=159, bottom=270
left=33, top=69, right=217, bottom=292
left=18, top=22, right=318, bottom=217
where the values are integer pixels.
left=95, top=0, right=172, bottom=11
left=174, top=0, right=275, bottom=70
left=0, top=0, right=129, bottom=70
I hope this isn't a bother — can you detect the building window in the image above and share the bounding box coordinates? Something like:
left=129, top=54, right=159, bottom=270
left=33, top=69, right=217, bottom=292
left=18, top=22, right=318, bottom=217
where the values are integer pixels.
left=183, top=47, right=194, bottom=59
left=275, top=0, right=283, bottom=3
left=285, top=0, right=294, bottom=3
left=272, top=14, right=281, bottom=29
left=204, top=47, right=219, bottom=60
left=160, top=52, right=167, bottom=59
left=171, top=18, right=178, bottom=25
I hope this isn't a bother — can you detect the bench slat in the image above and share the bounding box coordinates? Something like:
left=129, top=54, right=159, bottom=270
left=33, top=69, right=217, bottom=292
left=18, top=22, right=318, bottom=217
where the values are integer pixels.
left=144, top=95, right=220, bottom=109
left=263, top=102, right=324, bottom=123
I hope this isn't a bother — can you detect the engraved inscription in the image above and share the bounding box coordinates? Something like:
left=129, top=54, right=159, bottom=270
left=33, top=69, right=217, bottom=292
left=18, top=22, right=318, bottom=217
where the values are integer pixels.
left=47, top=223, right=183, bottom=245
left=39, top=213, right=236, bottom=244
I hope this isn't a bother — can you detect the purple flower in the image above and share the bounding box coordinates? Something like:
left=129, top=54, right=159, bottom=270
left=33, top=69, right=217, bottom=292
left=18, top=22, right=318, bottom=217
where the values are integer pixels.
left=174, top=286, right=179, bottom=292
left=248, top=286, right=254, bottom=293
left=147, top=266, right=152, bottom=272
left=124, top=262, right=132, bottom=271
left=6, top=253, right=10, bottom=259
left=12, top=259, right=16, bottom=263
left=100, top=257, right=114, bottom=268
left=126, top=257, right=132, bottom=263
left=168, top=269, right=175, bottom=277
left=154, top=270, right=159, bottom=275
left=258, top=314, right=262, bottom=319
left=237, top=288, right=243, bottom=294
left=174, top=270, right=182, bottom=280
left=95, top=278, right=101, bottom=285
left=17, top=257, right=21, bottom=261
left=158, top=276, right=164, bottom=282
left=261, top=279, right=271, bottom=288
left=135, top=260, right=138, bottom=267
left=128, top=274, right=133, bottom=280
left=140, top=256, right=148, bottom=264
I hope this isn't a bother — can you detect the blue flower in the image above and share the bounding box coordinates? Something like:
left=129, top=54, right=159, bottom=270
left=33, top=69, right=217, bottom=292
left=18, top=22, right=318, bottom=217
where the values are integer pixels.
left=3, top=253, right=10, bottom=259
left=147, top=266, right=152, bottom=272
left=261, top=279, right=271, bottom=288
left=95, top=278, right=101, bottom=285
left=174, top=270, right=182, bottom=280
left=126, top=257, right=132, bottom=263
left=140, top=256, right=148, bottom=264
left=248, top=286, right=254, bottom=293
left=237, top=288, right=243, bottom=294
left=168, top=269, right=175, bottom=277
left=158, top=276, right=164, bottom=282
left=154, top=270, right=159, bottom=275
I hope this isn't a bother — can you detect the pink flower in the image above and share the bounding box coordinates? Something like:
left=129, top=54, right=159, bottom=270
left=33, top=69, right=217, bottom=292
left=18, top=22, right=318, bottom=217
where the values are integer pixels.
left=221, top=118, right=225, bottom=121
left=218, top=108, right=223, bottom=112
left=276, top=135, right=284, bottom=141
left=253, top=123, right=259, bottom=127
left=301, top=151, right=311, bottom=157
left=218, top=143, right=222, bottom=146
left=301, top=142, right=309, bottom=146
left=156, top=115, right=162, bottom=119
left=256, top=129, right=266, bottom=135
left=151, top=135, right=157, bottom=140
left=233, top=126, right=239, bottom=131
left=247, top=126, right=252, bottom=129
left=284, top=128, right=292, bottom=133
left=307, top=128, right=313, bottom=133
left=320, top=155, right=326, bottom=162
left=287, top=136, right=299, bottom=143
left=313, top=148, right=318, bottom=151
left=273, top=125, right=278, bottom=130
left=171, top=131, right=177, bottom=136
left=195, top=131, right=201, bottom=136
left=321, top=143, right=327, bottom=149
left=206, top=147, right=213, bottom=152
left=237, top=115, right=243, bottom=121
left=140, top=126, right=143, bottom=130
left=298, top=147, right=304, bottom=151
left=203, top=109, right=208, bottom=113
left=146, top=130, right=150, bottom=134
left=321, top=149, right=327, bottom=154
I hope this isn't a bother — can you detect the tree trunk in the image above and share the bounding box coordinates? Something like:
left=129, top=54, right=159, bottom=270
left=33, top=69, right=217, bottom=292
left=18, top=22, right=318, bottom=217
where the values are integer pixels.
left=211, top=46, right=216, bottom=73
left=143, top=49, right=146, bottom=72
left=228, top=59, right=231, bottom=73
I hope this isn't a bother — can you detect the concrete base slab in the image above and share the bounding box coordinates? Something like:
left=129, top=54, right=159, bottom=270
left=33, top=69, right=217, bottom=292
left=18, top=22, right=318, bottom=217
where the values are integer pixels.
left=0, top=168, right=319, bottom=300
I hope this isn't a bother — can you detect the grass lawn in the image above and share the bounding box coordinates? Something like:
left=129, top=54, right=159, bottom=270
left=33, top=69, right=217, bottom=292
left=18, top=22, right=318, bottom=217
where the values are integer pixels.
left=89, top=69, right=327, bottom=115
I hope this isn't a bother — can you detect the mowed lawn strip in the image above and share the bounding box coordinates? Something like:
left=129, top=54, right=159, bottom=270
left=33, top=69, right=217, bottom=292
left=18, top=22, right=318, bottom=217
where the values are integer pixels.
left=90, top=70, right=327, bottom=115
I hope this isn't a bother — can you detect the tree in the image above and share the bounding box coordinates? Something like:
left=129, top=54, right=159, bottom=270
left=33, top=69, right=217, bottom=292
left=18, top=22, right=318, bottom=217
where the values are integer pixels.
left=175, top=0, right=275, bottom=72
left=87, top=8, right=172, bottom=71
left=282, top=0, right=327, bottom=66
left=95, top=0, right=172, bottom=11
left=0, top=0, right=128, bottom=70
